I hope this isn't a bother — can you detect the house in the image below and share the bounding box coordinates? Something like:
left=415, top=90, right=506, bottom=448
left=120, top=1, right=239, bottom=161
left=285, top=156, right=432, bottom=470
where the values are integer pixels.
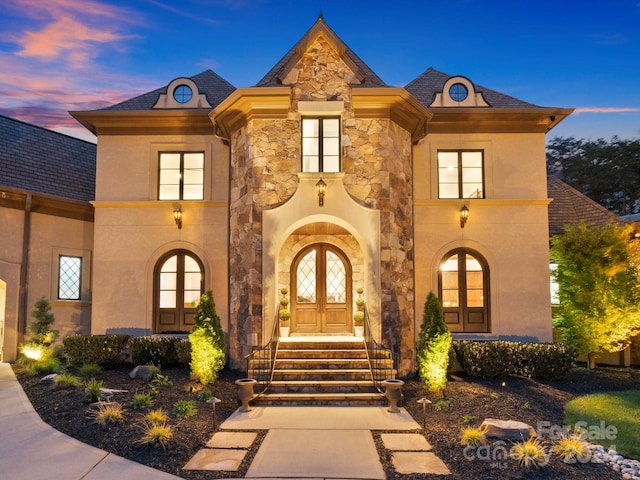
left=1, top=16, right=572, bottom=373
left=547, top=175, right=640, bottom=367
left=0, top=115, right=95, bottom=361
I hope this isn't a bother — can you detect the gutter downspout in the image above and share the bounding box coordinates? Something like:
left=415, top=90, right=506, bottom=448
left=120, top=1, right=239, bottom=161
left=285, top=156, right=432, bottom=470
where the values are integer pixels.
left=17, top=193, right=32, bottom=345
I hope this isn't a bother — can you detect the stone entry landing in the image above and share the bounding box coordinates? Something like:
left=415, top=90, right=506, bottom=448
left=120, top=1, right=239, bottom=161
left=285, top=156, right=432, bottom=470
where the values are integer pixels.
left=182, top=406, right=452, bottom=477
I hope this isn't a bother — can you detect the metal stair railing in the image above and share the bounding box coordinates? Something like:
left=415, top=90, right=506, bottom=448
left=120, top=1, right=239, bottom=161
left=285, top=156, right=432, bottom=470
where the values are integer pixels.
left=244, top=306, right=281, bottom=395
left=362, top=304, right=394, bottom=392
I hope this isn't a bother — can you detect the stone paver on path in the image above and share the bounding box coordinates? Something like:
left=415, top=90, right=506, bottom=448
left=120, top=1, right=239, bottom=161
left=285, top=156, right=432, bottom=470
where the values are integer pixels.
left=183, top=448, right=247, bottom=471
left=381, top=432, right=433, bottom=451
left=392, top=451, right=451, bottom=475
left=205, top=431, right=257, bottom=449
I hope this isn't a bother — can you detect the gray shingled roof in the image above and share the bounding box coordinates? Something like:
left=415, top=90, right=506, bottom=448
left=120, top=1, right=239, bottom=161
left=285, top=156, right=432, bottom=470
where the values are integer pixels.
left=103, top=70, right=235, bottom=111
left=405, top=67, right=539, bottom=109
left=256, top=15, right=387, bottom=88
left=547, top=175, right=626, bottom=235
left=0, top=115, right=96, bottom=202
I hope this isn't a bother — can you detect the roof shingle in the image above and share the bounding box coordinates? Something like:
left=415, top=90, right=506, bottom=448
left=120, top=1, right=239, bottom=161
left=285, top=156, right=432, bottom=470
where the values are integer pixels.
left=103, top=70, right=235, bottom=111
left=405, top=67, right=539, bottom=109
left=547, top=175, right=626, bottom=234
left=0, top=115, right=96, bottom=202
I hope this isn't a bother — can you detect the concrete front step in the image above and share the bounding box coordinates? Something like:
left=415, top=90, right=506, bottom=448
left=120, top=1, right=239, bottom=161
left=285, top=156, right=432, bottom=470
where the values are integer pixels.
left=268, top=380, right=377, bottom=393
left=253, top=391, right=387, bottom=406
left=276, top=349, right=369, bottom=359
left=273, top=368, right=375, bottom=381
left=275, top=358, right=371, bottom=369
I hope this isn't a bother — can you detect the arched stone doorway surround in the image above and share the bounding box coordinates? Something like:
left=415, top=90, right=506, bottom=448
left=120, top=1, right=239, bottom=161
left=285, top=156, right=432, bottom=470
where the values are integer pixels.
left=263, top=173, right=381, bottom=343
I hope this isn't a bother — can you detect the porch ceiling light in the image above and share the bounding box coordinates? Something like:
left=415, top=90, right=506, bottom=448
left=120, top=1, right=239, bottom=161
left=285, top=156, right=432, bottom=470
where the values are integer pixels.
left=459, top=205, right=469, bottom=228
left=173, top=205, right=183, bottom=229
left=316, top=177, right=327, bottom=207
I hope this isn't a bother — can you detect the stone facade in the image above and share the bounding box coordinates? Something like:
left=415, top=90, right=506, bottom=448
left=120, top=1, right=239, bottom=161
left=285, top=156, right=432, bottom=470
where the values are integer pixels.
left=226, top=34, right=415, bottom=372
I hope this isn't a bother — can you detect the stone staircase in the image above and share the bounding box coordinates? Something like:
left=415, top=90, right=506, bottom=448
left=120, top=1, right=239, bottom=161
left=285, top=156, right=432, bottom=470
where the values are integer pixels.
left=249, top=337, right=396, bottom=406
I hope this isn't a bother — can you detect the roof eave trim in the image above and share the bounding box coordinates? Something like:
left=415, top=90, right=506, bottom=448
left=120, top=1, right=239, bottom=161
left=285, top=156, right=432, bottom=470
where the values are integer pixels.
left=69, top=110, right=214, bottom=135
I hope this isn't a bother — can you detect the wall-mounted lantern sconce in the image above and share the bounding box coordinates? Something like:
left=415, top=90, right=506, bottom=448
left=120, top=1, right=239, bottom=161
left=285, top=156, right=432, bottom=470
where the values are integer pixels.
left=459, top=205, right=469, bottom=228
left=316, top=177, right=327, bottom=207
left=173, top=205, right=183, bottom=229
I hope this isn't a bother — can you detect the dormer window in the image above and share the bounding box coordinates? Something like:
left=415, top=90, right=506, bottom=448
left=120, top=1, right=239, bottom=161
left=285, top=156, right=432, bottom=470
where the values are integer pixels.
left=173, top=85, right=193, bottom=104
left=153, top=78, right=211, bottom=109
left=430, top=76, right=489, bottom=107
left=449, top=83, right=468, bottom=103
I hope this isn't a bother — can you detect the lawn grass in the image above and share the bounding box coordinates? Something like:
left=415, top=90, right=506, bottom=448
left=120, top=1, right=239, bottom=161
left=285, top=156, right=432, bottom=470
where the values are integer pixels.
left=564, top=390, right=640, bottom=459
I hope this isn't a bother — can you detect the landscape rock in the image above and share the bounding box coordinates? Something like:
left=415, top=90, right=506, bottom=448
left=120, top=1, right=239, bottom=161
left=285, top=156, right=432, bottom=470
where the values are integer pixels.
left=129, top=365, right=153, bottom=379
left=480, top=418, right=536, bottom=441
left=39, top=373, right=59, bottom=384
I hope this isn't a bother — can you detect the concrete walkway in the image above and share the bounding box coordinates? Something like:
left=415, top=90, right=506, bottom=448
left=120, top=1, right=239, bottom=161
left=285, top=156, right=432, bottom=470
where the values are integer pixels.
left=0, top=362, right=181, bottom=480
left=1, top=362, right=450, bottom=479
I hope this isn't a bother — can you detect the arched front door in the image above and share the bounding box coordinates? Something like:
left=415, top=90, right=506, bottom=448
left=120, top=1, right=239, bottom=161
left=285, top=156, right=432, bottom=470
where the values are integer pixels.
left=291, top=244, right=352, bottom=334
left=154, top=250, right=204, bottom=333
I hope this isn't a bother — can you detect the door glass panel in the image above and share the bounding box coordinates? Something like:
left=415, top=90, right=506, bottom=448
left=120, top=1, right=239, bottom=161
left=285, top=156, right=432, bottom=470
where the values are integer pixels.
left=159, top=255, right=177, bottom=308
left=325, top=251, right=346, bottom=303
left=297, top=249, right=316, bottom=303
left=466, top=255, right=484, bottom=306
left=441, top=254, right=459, bottom=307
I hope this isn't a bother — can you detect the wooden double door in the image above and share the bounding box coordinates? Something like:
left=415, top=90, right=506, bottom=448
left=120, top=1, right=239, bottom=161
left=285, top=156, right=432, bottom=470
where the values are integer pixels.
left=291, top=244, right=352, bottom=334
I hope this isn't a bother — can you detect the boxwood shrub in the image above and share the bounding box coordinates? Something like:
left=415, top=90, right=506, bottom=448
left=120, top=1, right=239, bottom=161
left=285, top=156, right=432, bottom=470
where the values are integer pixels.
left=130, top=336, right=181, bottom=366
left=452, top=340, right=576, bottom=380
left=63, top=334, right=131, bottom=368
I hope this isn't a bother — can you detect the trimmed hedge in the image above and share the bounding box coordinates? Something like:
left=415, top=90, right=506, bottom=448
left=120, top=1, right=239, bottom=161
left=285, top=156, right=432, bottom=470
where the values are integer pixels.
left=63, top=334, right=191, bottom=369
left=453, top=340, right=576, bottom=380
left=130, top=336, right=184, bottom=366
left=63, top=334, right=131, bottom=368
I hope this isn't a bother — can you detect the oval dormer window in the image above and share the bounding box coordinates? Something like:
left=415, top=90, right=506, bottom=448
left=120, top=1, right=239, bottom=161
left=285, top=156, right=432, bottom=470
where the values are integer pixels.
left=173, top=84, right=193, bottom=104
left=449, top=83, right=468, bottom=102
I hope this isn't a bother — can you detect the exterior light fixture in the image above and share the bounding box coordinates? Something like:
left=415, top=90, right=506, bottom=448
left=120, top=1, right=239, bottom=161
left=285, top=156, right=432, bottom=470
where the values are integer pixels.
left=173, top=205, right=183, bottom=229
left=459, top=205, right=469, bottom=228
left=316, top=177, right=327, bottom=207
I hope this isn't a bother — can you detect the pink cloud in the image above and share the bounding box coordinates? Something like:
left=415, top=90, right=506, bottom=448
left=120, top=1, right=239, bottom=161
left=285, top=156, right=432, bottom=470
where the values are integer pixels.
left=574, top=107, right=640, bottom=114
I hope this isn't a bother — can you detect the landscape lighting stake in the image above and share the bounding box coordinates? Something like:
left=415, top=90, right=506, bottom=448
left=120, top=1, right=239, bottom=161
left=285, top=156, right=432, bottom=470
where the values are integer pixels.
left=417, top=397, right=432, bottom=429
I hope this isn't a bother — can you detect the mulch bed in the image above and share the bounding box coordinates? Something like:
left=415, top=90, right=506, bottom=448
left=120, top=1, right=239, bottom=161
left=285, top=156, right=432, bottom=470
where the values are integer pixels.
left=14, top=364, right=640, bottom=479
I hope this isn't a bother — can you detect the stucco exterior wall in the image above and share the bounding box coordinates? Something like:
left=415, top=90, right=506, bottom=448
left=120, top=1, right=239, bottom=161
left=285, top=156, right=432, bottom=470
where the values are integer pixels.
left=90, top=134, right=229, bottom=338
left=0, top=206, right=94, bottom=361
left=413, top=133, right=553, bottom=343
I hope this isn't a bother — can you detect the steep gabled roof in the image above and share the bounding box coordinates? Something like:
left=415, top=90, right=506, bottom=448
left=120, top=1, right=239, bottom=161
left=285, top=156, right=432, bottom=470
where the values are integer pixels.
left=104, top=70, right=235, bottom=111
left=0, top=115, right=96, bottom=202
left=405, top=67, right=539, bottom=109
left=547, top=175, right=627, bottom=235
left=256, top=15, right=387, bottom=88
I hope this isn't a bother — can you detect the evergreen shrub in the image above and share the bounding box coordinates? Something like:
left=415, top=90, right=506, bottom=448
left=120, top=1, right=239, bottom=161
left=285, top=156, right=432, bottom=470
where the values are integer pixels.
left=63, top=334, right=131, bottom=368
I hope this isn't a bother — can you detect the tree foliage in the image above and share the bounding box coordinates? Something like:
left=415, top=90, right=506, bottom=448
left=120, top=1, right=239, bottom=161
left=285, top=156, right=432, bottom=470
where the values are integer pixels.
left=551, top=222, right=640, bottom=367
left=547, top=136, right=640, bottom=216
left=417, top=292, right=452, bottom=394
left=29, top=296, right=58, bottom=345
left=189, top=291, right=226, bottom=384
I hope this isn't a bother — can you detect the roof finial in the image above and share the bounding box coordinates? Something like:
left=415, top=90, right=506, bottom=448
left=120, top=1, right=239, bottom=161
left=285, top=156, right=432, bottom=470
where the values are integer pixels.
left=318, top=5, right=323, bottom=21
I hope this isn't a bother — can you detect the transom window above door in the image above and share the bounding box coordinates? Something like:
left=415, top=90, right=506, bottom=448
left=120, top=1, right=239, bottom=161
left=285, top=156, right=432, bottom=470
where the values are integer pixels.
left=438, top=150, right=484, bottom=199
left=302, top=117, right=340, bottom=173
left=158, top=152, right=204, bottom=200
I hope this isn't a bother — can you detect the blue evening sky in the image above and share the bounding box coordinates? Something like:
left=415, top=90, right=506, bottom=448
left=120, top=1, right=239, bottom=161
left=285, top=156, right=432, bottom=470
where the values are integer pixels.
left=0, top=0, right=638, bottom=142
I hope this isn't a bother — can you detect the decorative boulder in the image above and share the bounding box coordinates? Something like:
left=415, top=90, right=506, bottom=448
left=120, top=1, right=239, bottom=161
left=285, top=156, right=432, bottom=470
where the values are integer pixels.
left=39, top=373, right=59, bottom=384
left=480, top=418, right=536, bottom=441
left=129, top=365, right=153, bottom=379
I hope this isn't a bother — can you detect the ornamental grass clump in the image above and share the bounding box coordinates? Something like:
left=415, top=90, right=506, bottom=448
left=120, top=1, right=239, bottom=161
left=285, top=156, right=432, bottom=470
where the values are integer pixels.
left=85, top=378, right=103, bottom=403
left=91, top=402, right=123, bottom=424
left=189, top=291, right=226, bottom=385
left=139, top=422, right=173, bottom=450
left=460, top=426, right=486, bottom=447
left=417, top=292, right=452, bottom=395
left=551, top=434, right=590, bottom=463
left=53, top=373, right=81, bottom=389
left=510, top=437, right=549, bottom=469
left=145, top=409, right=169, bottom=424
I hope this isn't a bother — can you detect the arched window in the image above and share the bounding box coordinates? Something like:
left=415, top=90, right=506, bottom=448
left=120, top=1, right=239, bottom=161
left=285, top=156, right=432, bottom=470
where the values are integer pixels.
left=438, top=249, right=490, bottom=333
left=153, top=250, right=204, bottom=333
